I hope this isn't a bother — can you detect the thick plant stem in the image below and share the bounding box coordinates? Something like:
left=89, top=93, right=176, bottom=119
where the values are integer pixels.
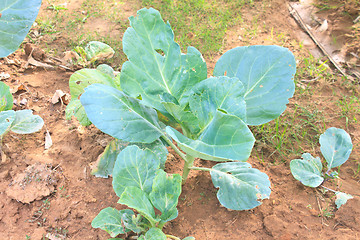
left=182, top=155, right=195, bottom=183
left=160, top=135, right=187, bottom=160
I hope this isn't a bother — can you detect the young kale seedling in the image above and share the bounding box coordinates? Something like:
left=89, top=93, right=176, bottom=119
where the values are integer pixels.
left=66, top=8, right=296, bottom=238
left=290, top=127, right=353, bottom=209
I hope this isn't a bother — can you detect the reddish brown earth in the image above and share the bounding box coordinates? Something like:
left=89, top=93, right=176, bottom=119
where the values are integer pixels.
left=0, top=0, right=359, bottom=239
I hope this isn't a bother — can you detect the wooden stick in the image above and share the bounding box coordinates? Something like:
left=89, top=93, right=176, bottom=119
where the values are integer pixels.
left=288, top=3, right=354, bottom=80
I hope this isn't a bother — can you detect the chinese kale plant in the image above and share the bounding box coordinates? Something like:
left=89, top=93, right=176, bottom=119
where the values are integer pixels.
left=66, top=8, right=296, bottom=239
left=290, top=127, right=353, bottom=209
left=0, top=1, right=44, bottom=158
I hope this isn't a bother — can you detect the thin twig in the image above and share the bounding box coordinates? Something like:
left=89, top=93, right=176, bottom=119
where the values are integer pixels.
left=288, top=3, right=353, bottom=80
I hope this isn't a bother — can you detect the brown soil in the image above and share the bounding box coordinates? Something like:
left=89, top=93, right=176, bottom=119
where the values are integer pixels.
left=0, top=0, right=360, bottom=240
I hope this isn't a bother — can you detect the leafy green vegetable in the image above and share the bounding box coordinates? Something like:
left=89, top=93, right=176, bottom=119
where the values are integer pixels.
left=290, top=153, right=324, bottom=187
left=93, top=146, right=184, bottom=239
left=290, top=128, right=353, bottom=209
left=211, top=162, right=271, bottom=210
left=10, top=110, right=44, bottom=134
left=213, top=45, right=296, bottom=125
left=84, top=41, right=114, bottom=62
left=73, top=7, right=296, bottom=239
left=0, top=0, right=42, bottom=58
left=91, top=208, right=129, bottom=237
left=319, top=127, right=353, bottom=170
left=113, top=145, right=160, bottom=196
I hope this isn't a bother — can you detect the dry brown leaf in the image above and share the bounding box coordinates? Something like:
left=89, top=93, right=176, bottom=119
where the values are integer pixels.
left=45, top=130, right=53, bottom=150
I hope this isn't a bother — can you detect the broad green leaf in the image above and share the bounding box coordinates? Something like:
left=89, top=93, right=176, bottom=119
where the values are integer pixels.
left=160, top=93, right=201, bottom=136
left=187, top=76, right=246, bottom=127
left=0, top=110, right=15, bottom=136
left=118, top=186, right=159, bottom=225
left=120, top=8, right=207, bottom=114
left=113, top=146, right=160, bottom=197
left=81, top=84, right=163, bottom=143
left=335, top=192, right=353, bottom=209
left=149, top=170, right=181, bottom=222
left=66, top=68, right=117, bottom=126
left=166, top=111, right=255, bottom=161
left=91, top=207, right=128, bottom=237
left=0, top=0, right=42, bottom=58
left=320, top=127, right=353, bottom=169
left=210, top=162, right=271, bottom=210
left=213, top=45, right=296, bottom=125
left=93, top=139, right=167, bottom=178
left=0, top=82, right=13, bottom=111
left=290, top=153, right=324, bottom=188
left=143, top=228, right=167, bottom=240
left=84, top=41, right=115, bottom=62
left=10, top=110, right=43, bottom=134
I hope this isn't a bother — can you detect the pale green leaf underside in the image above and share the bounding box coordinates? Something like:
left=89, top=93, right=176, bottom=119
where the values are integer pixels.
left=149, top=170, right=181, bottom=222
left=290, top=153, right=324, bottom=188
left=93, top=139, right=167, bottom=178
left=0, top=110, right=15, bottom=136
left=320, top=127, right=353, bottom=169
left=66, top=68, right=117, bottom=126
left=213, top=45, right=296, bottom=125
left=166, top=111, right=255, bottom=161
left=120, top=8, right=206, bottom=114
left=210, top=162, right=271, bottom=210
left=81, top=84, right=163, bottom=143
left=91, top=207, right=127, bottom=237
left=0, top=82, right=13, bottom=111
left=335, top=192, right=353, bottom=209
left=10, top=109, right=43, bottom=134
left=118, top=186, right=159, bottom=225
left=112, top=145, right=160, bottom=197
left=0, top=0, right=42, bottom=57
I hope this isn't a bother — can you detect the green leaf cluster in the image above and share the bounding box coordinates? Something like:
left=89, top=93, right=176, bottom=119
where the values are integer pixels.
left=0, top=82, right=44, bottom=140
left=67, top=7, right=296, bottom=239
left=290, top=127, right=353, bottom=208
left=92, top=146, right=185, bottom=238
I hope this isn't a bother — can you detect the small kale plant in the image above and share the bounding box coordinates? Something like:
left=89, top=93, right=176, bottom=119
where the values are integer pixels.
left=66, top=8, right=296, bottom=239
left=0, top=1, right=44, bottom=159
left=290, top=127, right=353, bottom=209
